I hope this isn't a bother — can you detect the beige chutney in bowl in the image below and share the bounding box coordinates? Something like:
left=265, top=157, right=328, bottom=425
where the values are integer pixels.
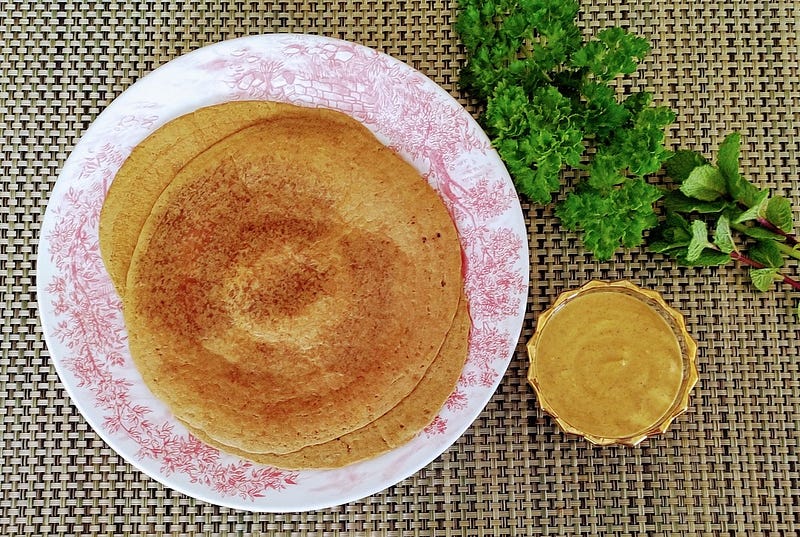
left=527, top=280, right=698, bottom=446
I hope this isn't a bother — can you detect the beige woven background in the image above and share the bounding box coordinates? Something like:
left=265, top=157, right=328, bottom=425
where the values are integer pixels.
left=2, top=0, right=798, bottom=535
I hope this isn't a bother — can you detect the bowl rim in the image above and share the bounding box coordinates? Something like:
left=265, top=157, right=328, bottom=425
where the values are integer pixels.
left=526, top=280, right=699, bottom=447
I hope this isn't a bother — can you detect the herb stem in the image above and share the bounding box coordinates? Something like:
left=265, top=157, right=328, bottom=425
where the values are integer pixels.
left=729, top=221, right=800, bottom=261
left=730, top=252, right=800, bottom=291
left=730, top=250, right=765, bottom=269
left=774, top=241, right=800, bottom=261
left=756, top=217, right=799, bottom=246
left=779, top=273, right=800, bottom=291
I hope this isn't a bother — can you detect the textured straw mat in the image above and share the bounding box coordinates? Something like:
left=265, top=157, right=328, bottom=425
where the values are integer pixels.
left=2, top=0, right=799, bottom=535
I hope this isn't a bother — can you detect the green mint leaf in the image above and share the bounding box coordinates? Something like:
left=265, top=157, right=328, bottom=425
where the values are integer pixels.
left=739, top=182, right=767, bottom=208
left=676, top=249, right=731, bottom=267
left=733, top=190, right=769, bottom=223
left=727, top=173, right=764, bottom=208
left=680, top=165, right=727, bottom=201
left=664, top=150, right=709, bottom=183
left=749, top=239, right=785, bottom=268
left=664, top=211, right=692, bottom=232
left=686, top=220, right=715, bottom=262
left=737, top=223, right=788, bottom=242
left=716, top=132, right=741, bottom=185
left=713, top=215, right=736, bottom=253
left=662, top=190, right=731, bottom=214
left=749, top=267, right=780, bottom=292
left=765, top=195, right=794, bottom=233
left=649, top=240, right=686, bottom=254
left=648, top=211, right=692, bottom=254
left=716, top=133, right=765, bottom=206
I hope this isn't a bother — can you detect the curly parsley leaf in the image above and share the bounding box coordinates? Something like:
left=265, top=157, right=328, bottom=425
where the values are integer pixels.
left=485, top=84, right=584, bottom=203
left=587, top=105, right=675, bottom=191
left=580, top=82, right=632, bottom=139
left=456, top=0, right=675, bottom=258
left=456, top=0, right=582, bottom=98
left=571, top=27, right=650, bottom=82
left=662, top=190, right=732, bottom=214
left=557, top=178, right=662, bottom=260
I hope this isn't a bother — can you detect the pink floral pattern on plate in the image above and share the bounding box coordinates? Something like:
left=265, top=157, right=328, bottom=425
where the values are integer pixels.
left=37, top=34, right=529, bottom=512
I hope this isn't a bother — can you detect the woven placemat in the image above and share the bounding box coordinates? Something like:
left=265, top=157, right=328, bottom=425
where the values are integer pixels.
left=2, top=1, right=798, bottom=535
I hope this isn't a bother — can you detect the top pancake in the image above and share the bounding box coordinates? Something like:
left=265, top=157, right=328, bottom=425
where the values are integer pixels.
left=100, top=101, right=295, bottom=295
left=121, top=104, right=464, bottom=455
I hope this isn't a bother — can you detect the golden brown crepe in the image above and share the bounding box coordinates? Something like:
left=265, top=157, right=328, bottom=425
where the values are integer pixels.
left=99, top=101, right=300, bottom=295
left=181, top=293, right=470, bottom=469
left=118, top=104, right=465, bottom=456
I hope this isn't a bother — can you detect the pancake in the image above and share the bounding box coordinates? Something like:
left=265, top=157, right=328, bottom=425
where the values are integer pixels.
left=99, top=101, right=303, bottom=295
left=181, top=293, right=470, bottom=469
left=121, top=104, right=464, bottom=455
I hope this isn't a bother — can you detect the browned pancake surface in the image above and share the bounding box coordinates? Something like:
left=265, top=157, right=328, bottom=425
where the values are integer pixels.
left=99, top=101, right=304, bottom=295
left=122, top=106, right=463, bottom=455
left=182, top=293, right=470, bottom=469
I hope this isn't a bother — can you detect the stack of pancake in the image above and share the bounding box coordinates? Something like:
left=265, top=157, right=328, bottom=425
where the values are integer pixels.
left=99, top=101, right=469, bottom=469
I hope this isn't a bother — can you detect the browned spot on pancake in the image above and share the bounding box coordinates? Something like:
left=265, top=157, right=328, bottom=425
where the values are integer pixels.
left=226, top=219, right=337, bottom=320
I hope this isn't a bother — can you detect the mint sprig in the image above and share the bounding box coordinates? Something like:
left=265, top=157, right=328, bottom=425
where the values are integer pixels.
left=455, top=1, right=800, bottom=319
left=650, top=133, right=800, bottom=303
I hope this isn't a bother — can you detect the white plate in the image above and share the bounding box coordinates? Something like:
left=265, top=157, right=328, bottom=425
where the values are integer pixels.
left=37, top=34, right=529, bottom=512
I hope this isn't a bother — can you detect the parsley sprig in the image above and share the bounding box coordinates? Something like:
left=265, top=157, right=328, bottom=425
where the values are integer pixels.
left=455, top=1, right=799, bottom=315
left=456, top=0, right=675, bottom=259
left=650, top=133, right=800, bottom=301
